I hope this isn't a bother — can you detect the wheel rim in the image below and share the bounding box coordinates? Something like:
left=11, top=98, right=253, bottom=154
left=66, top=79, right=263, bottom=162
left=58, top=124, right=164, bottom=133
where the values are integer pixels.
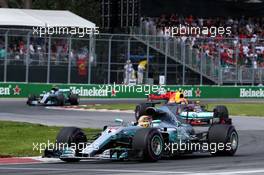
left=151, top=135, right=162, bottom=156
left=136, top=111, right=139, bottom=117
left=135, top=107, right=140, bottom=118
left=230, top=131, right=238, bottom=150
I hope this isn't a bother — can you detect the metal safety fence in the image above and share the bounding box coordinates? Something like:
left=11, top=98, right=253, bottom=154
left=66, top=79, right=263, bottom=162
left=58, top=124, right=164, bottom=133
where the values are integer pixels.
left=0, top=28, right=194, bottom=85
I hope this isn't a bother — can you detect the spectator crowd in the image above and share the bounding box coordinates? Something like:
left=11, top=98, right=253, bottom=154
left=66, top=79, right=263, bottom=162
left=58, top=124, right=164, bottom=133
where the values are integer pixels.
left=0, top=36, right=89, bottom=66
left=141, top=14, right=264, bottom=69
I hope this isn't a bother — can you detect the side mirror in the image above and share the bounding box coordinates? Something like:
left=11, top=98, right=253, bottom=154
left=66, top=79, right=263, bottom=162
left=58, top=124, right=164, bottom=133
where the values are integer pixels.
left=103, top=125, right=107, bottom=131
left=131, top=121, right=138, bottom=126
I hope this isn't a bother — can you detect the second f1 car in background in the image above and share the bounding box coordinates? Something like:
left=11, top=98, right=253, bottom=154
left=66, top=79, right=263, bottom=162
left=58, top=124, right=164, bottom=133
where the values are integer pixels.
left=27, top=87, right=79, bottom=106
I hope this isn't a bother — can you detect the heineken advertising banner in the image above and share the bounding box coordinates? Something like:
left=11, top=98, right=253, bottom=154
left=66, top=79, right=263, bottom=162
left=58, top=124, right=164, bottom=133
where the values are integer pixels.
left=0, top=82, right=264, bottom=98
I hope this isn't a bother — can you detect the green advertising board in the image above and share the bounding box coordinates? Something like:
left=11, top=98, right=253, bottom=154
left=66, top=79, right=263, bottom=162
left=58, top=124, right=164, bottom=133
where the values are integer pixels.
left=0, top=82, right=264, bottom=98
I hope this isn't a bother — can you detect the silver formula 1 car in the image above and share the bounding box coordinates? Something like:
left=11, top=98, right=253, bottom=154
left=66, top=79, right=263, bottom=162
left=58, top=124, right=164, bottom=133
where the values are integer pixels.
left=27, top=88, right=79, bottom=106
left=44, top=104, right=238, bottom=162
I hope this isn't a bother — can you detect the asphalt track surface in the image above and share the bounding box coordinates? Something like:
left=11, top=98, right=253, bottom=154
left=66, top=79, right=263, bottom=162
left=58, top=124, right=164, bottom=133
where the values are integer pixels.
left=0, top=99, right=264, bottom=175
left=0, top=98, right=264, bottom=129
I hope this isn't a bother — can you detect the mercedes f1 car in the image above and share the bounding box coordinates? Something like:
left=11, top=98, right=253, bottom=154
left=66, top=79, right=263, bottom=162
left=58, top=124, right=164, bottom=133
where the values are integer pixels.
left=27, top=88, right=79, bottom=106
left=44, top=104, right=238, bottom=162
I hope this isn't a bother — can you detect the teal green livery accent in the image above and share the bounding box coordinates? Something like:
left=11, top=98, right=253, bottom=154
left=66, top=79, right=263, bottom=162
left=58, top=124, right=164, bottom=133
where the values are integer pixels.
left=180, top=112, right=214, bottom=119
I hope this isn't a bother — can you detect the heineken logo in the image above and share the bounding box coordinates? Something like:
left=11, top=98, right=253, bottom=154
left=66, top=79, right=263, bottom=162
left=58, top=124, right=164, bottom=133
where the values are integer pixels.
left=240, top=88, right=264, bottom=97
left=195, top=88, right=201, bottom=97
left=70, top=86, right=108, bottom=97
left=0, top=85, right=21, bottom=96
left=182, top=89, right=193, bottom=97
left=0, top=86, right=10, bottom=95
left=13, top=85, right=21, bottom=95
left=166, top=88, right=194, bottom=97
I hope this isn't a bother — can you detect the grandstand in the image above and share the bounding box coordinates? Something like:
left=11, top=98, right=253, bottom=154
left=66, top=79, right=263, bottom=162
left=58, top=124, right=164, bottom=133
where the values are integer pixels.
left=132, top=14, right=264, bottom=85
left=0, top=0, right=264, bottom=85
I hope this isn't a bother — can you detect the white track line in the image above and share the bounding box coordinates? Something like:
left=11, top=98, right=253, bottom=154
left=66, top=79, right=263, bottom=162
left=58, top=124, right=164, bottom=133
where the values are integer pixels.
left=189, top=169, right=264, bottom=175
left=45, top=106, right=134, bottom=113
left=0, top=167, right=190, bottom=174
left=0, top=167, right=264, bottom=175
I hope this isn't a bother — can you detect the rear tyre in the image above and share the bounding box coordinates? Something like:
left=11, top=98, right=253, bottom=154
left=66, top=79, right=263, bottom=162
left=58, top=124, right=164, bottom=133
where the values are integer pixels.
left=69, top=94, right=79, bottom=105
left=56, top=127, right=87, bottom=162
left=213, top=105, right=230, bottom=124
left=133, top=128, right=163, bottom=161
left=27, top=94, right=37, bottom=105
left=208, top=124, right=238, bottom=156
left=213, top=105, right=228, bottom=119
left=135, top=103, right=154, bottom=121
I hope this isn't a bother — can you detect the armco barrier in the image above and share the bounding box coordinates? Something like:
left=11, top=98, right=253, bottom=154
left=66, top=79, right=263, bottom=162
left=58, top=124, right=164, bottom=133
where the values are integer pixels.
left=0, top=83, right=264, bottom=98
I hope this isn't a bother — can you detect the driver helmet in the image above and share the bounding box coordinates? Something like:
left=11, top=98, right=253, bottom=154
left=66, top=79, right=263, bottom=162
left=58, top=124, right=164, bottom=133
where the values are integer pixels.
left=175, top=91, right=183, bottom=103
left=51, top=85, right=59, bottom=91
left=138, top=115, right=152, bottom=128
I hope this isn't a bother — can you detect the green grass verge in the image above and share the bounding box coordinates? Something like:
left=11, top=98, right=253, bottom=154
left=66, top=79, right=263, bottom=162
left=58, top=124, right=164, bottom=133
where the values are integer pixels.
left=0, top=121, right=100, bottom=157
left=207, top=103, right=264, bottom=116
left=83, top=103, right=264, bottom=116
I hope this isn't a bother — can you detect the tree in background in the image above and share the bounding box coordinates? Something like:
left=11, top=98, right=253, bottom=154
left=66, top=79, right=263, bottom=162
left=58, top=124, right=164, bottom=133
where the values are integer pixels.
left=0, top=0, right=32, bottom=8
left=33, top=0, right=100, bottom=26
left=0, top=0, right=8, bottom=7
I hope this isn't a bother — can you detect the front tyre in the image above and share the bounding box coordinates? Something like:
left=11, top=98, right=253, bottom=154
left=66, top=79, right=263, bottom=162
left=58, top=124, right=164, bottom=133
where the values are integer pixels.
left=132, top=128, right=163, bottom=161
left=27, top=94, right=37, bottom=105
left=56, top=127, right=87, bottom=162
